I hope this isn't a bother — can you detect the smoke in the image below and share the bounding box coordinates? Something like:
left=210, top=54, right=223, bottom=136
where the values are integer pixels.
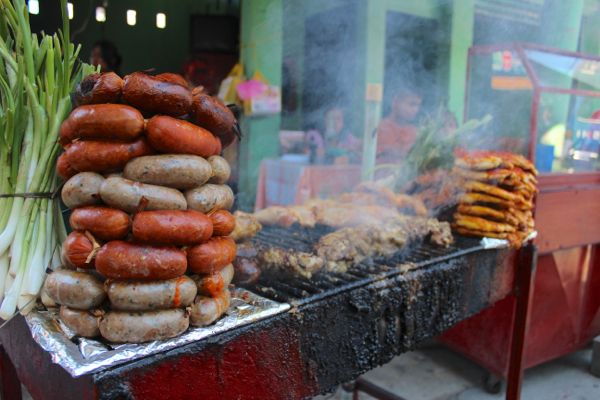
left=244, top=1, right=582, bottom=211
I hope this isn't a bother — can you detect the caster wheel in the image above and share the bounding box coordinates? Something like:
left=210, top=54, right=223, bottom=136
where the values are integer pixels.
left=483, top=373, right=503, bottom=394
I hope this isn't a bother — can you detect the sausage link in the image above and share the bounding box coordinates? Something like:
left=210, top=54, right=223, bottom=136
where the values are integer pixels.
left=123, top=154, right=212, bottom=190
left=56, top=152, right=78, bottom=180
left=59, top=104, right=144, bottom=145
left=187, top=237, right=236, bottom=274
left=95, top=241, right=187, bottom=280
left=60, top=306, right=101, bottom=337
left=207, top=155, right=231, bottom=184
left=132, top=210, right=213, bottom=246
left=69, top=206, right=130, bottom=241
left=185, top=184, right=234, bottom=214
left=122, top=72, right=192, bottom=116
left=155, top=73, right=189, bottom=88
left=189, top=290, right=230, bottom=327
left=232, top=257, right=261, bottom=285
left=43, top=270, right=106, bottom=310
left=75, top=72, right=123, bottom=106
left=99, top=309, right=189, bottom=343
left=106, top=276, right=197, bottom=311
left=193, top=264, right=234, bottom=297
left=209, top=210, right=235, bottom=236
left=146, top=115, right=221, bottom=157
left=62, top=231, right=97, bottom=269
left=61, top=172, right=105, bottom=209
left=65, top=138, right=153, bottom=173
left=99, top=177, right=187, bottom=213
left=190, top=93, right=239, bottom=148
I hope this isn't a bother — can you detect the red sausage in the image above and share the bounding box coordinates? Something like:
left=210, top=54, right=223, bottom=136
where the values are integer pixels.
left=146, top=115, right=221, bottom=157
left=59, top=104, right=144, bottom=145
left=75, top=72, right=123, bottom=106
left=69, top=206, right=130, bottom=241
left=155, top=73, right=189, bottom=88
left=209, top=210, right=235, bottom=236
left=96, top=241, right=187, bottom=280
left=132, top=210, right=213, bottom=246
left=62, top=231, right=96, bottom=269
left=65, top=138, right=153, bottom=173
left=190, top=93, right=239, bottom=148
left=122, top=72, right=192, bottom=116
left=187, top=236, right=236, bottom=274
left=56, top=152, right=77, bottom=180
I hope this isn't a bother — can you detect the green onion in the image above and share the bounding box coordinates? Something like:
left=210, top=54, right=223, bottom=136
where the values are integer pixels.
left=0, top=0, right=96, bottom=318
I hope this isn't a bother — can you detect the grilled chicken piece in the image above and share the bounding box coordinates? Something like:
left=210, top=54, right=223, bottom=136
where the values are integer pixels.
left=230, top=211, right=262, bottom=242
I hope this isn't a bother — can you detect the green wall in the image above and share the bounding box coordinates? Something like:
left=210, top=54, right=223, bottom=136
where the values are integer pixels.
left=68, top=0, right=238, bottom=74
left=237, top=0, right=283, bottom=210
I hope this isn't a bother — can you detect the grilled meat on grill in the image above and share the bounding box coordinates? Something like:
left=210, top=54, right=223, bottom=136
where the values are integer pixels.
left=230, top=211, right=262, bottom=242
left=244, top=215, right=453, bottom=278
left=253, top=205, right=316, bottom=228
left=315, top=215, right=452, bottom=272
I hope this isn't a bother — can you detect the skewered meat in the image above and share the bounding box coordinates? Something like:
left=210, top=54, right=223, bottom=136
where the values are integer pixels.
left=230, top=211, right=262, bottom=242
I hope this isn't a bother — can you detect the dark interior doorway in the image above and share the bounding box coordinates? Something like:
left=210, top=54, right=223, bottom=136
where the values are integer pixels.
left=383, top=11, right=441, bottom=118
left=302, top=2, right=358, bottom=132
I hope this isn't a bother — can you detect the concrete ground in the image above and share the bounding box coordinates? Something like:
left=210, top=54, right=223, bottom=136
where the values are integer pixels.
left=316, top=343, right=600, bottom=400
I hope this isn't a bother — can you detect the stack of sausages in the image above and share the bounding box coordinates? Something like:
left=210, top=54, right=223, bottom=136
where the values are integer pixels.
left=43, top=71, right=239, bottom=343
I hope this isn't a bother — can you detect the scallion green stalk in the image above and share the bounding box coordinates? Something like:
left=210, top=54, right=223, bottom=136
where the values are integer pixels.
left=0, top=0, right=96, bottom=318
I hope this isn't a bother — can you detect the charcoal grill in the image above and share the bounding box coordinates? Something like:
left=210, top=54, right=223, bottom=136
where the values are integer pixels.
left=0, top=225, right=524, bottom=400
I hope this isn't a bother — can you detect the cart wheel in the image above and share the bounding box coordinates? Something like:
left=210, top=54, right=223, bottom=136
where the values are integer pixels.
left=483, top=373, right=503, bottom=394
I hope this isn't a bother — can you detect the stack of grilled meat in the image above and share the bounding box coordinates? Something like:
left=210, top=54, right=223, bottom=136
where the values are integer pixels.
left=452, top=151, right=538, bottom=247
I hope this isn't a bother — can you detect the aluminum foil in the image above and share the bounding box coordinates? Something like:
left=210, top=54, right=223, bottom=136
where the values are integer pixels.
left=25, top=288, right=289, bottom=378
left=480, top=230, right=538, bottom=250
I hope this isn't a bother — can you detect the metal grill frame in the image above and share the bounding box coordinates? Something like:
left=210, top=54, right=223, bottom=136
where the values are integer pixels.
left=0, top=232, right=515, bottom=400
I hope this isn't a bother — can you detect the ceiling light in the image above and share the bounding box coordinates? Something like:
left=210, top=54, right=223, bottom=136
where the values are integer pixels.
left=126, top=10, right=136, bottom=26
left=27, top=0, right=39, bottom=15
left=95, top=6, right=106, bottom=22
left=156, top=13, right=166, bottom=29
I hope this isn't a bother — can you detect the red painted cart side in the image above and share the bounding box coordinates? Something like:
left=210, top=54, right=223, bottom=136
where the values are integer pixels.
left=443, top=43, right=600, bottom=387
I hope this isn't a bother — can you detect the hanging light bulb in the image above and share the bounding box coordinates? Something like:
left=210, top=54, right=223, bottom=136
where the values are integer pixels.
left=156, top=13, right=166, bottom=29
left=27, top=0, right=39, bottom=15
left=67, top=2, right=74, bottom=20
left=96, top=6, right=106, bottom=22
left=126, top=9, right=136, bottom=26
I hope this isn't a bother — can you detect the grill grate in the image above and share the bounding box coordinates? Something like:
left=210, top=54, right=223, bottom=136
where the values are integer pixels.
left=244, top=226, right=485, bottom=306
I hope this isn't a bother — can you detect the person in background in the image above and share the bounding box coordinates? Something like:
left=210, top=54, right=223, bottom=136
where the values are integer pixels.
left=90, top=40, right=122, bottom=75
left=376, top=86, right=423, bottom=164
left=306, top=107, right=361, bottom=165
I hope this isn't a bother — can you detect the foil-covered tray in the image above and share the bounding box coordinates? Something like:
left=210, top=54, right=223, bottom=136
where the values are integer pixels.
left=480, top=230, right=538, bottom=249
left=25, top=288, right=289, bottom=377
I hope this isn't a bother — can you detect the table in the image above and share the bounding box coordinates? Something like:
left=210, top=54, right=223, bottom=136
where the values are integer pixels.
left=254, top=159, right=362, bottom=209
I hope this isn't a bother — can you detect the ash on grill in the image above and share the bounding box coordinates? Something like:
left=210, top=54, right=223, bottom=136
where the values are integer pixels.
left=238, top=223, right=482, bottom=305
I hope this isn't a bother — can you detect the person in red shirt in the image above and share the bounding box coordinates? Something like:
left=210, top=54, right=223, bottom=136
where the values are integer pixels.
left=376, top=87, right=423, bottom=164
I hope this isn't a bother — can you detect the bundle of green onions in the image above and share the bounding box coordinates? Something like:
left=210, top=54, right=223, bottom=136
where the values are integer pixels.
left=0, top=0, right=95, bottom=318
